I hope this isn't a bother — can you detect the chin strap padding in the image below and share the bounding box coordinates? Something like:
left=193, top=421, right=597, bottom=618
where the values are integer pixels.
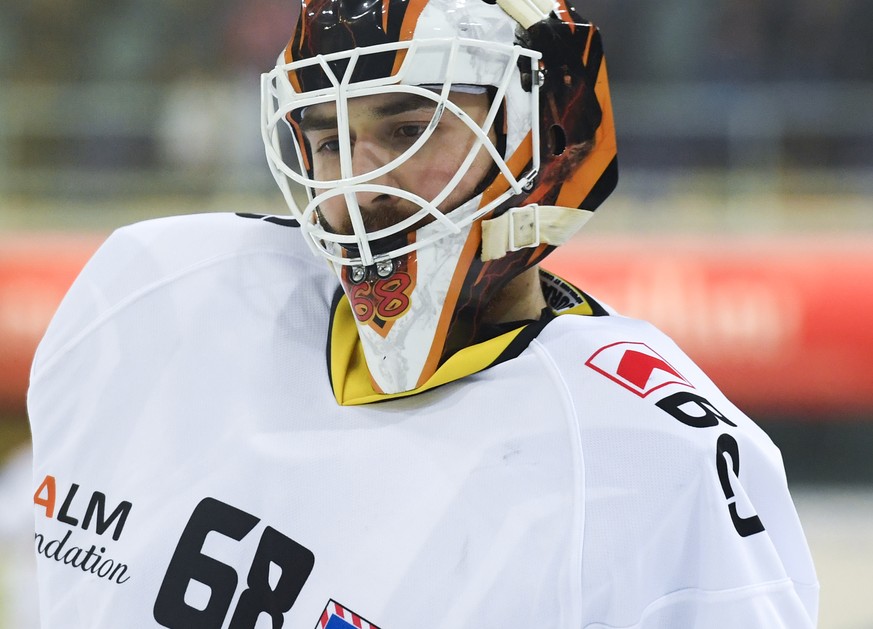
left=496, top=0, right=556, bottom=29
left=480, top=204, right=593, bottom=261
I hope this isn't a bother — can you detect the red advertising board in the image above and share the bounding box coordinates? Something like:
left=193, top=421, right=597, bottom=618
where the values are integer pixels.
left=1, top=232, right=871, bottom=417
left=544, top=235, right=873, bottom=417
left=0, top=233, right=105, bottom=412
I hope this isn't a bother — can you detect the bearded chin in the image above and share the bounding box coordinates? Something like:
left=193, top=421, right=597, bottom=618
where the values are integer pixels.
left=319, top=203, right=434, bottom=238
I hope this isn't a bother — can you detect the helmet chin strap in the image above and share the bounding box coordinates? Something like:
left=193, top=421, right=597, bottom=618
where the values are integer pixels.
left=480, top=204, right=593, bottom=261
left=495, top=0, right=556, bottom=29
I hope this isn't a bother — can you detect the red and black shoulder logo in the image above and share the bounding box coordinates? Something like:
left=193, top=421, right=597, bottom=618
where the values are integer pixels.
left=585, top=341, right=692, bottom=397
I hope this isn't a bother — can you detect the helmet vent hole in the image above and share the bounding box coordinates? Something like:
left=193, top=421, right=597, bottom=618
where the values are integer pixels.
left=549, top=125, right=567, bottom=156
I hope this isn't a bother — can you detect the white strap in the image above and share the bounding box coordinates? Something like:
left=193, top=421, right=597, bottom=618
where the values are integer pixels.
left=480, top=204, right=593, bottom=261
left=496, top=0, right=556, bottom=29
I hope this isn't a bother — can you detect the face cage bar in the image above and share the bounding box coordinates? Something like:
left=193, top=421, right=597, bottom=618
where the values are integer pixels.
left=261, top=37, right=542, bottom=267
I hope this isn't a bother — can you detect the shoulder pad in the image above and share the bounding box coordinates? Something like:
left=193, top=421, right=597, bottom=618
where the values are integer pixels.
left=30, top=213, right=333, bottom=378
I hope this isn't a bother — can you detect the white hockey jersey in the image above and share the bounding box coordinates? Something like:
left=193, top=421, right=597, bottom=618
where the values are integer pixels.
left=28, top=213, right=818, bottom=629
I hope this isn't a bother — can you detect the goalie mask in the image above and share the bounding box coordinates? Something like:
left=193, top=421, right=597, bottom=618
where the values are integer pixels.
left=262, top=0, right=617, bottom=395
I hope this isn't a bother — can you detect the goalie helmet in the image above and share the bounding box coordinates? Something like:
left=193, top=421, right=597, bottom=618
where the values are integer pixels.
left=261, top=0, right=617, bottom=395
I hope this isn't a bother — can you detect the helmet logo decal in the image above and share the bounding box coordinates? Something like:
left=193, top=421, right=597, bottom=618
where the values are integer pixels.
left=341, top=255, right=417, bottom=338
left=350, top=274, right=414, bottom=324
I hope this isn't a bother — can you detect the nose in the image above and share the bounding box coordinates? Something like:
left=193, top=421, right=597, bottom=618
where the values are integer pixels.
left=349, top=137, right=399, bottom=209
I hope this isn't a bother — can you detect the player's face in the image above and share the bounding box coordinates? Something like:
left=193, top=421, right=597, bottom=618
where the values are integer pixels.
left=299, top=90, right=495, bottom=235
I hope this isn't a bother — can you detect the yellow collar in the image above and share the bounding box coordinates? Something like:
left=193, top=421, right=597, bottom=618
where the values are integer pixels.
left=328, top=271, right=603, bottom=406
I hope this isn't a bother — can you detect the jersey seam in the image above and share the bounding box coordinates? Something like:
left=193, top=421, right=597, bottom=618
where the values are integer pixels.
left=30, top=248, right=326, bottom=383
left=529, top=338, right=586, bottom=627
left=581, top=577, right=817, bottom=629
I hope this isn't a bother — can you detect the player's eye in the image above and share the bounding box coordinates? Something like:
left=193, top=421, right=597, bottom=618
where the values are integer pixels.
left=315, top=138, right=341, bottom=153
left=393, top=124, right=428, bottom=140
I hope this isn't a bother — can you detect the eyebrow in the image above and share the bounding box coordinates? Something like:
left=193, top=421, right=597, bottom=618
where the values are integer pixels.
left=298, top=94, right=437, bottom=132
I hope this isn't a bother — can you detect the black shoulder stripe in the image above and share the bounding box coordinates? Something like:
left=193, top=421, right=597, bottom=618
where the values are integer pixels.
left=235, top=213, right=300, bottom=228
left=581, top=290, right=610, bottom=316
left=490, top=290, right=609, bottom=367
left=490, top=316, right=555, bottom=369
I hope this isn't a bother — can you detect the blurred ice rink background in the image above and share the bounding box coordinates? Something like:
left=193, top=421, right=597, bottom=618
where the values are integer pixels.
left=1, top=0, right=871, bottom=626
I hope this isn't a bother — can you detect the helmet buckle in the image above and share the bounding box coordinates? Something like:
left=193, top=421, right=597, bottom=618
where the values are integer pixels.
left=507, top=204, right=541, bottom=252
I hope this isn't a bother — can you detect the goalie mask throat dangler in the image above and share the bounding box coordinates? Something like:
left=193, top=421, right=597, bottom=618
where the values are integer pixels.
left=261, top=0, right=618, bottom=395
